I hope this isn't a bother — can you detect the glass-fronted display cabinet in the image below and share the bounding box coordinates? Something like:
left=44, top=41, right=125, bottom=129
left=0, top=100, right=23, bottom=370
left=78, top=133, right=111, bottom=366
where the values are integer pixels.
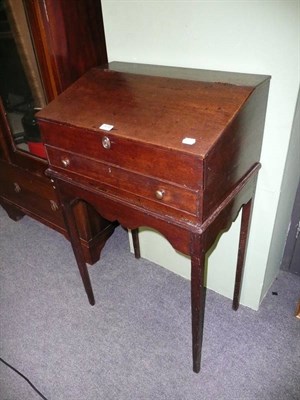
left=0, top=0, right=117, bottom=265
left=0, top=0, right=46, bottom=157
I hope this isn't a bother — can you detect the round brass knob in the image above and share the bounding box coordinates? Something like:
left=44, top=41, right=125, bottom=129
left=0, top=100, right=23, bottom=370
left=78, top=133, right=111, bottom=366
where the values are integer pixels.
left=102, top=136, right=111, bottom=149
left=61, top=157, right=70, bottom=167
left=155, top=189, right=165, bottom=200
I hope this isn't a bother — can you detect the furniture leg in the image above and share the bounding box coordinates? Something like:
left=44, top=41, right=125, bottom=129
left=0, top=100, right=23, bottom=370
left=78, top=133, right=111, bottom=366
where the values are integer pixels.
left=191, top=235, right=206, bottom=373
left=295, top=300, right=300, bottom=319
left=131, top=228, right=141, bottom=259
left=58, top=193, right=95, bottom=306
left=0, top=200, right=25, bottom=221
left=232, top=198, right=253, bottom=311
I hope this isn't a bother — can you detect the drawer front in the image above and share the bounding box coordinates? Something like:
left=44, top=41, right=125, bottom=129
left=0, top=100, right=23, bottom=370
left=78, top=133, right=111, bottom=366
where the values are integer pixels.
left=46, top=146, right=199, bottom=218
left=39, top=121, right=203, bottom=190
left=0, top=162, right=63, bottom=225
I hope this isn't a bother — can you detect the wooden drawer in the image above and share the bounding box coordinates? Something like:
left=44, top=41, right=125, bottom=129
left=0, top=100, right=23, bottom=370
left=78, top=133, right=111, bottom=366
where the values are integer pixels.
left=46, top=146, right=199, bottom=219
left=40, top=121, right=203, bottom=190
left=0, top=161, right=63, bottom=226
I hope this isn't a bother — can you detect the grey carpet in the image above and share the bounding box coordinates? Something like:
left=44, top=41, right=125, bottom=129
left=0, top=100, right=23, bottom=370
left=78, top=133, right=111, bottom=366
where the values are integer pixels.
left=0, top=206, right=299, bottom=400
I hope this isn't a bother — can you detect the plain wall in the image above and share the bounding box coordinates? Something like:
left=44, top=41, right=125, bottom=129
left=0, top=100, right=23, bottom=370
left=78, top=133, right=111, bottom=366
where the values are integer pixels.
left=261, top=88, right=300, bottom=301
left=101, top=0, right=300, bottom=310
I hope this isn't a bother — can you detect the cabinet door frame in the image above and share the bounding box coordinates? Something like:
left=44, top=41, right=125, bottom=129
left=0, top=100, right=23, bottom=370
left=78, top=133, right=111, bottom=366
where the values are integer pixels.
left=1, top=0, right=108, bottom=169
left=24, top=0, right=108, bottom=102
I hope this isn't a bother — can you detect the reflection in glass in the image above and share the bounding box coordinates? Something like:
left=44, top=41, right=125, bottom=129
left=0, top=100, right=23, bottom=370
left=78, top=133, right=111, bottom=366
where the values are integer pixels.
left=0, top=0, right=46, bottom=158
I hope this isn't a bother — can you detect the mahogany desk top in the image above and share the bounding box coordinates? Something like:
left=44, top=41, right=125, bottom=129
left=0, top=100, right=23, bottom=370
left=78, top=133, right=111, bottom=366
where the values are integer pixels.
left=37, top=62, right=270, bottom=372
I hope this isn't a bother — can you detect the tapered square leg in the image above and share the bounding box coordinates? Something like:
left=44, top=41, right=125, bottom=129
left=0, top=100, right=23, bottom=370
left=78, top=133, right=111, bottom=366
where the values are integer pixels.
left=131, top=228, right=141, bottom=259
left=56, top=186, right=95, bottom=306
left=191, top=234, right=206, bottom=373
left=232, top=198, right=253, bottom=311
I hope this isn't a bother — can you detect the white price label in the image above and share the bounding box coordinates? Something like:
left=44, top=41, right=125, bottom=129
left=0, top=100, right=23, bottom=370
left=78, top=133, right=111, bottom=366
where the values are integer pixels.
left=99, top=123, right=114, bottom=131
left=182, top=137, right=196, bottom=145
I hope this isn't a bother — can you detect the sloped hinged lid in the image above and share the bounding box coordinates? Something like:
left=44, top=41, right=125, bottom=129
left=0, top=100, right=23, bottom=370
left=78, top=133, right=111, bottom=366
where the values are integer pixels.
left=37, top=62, right=270, bottom=158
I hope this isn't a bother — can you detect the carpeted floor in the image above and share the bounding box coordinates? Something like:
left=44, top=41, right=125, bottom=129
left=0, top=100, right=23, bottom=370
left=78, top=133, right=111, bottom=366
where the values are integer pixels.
left=0, top=206, right=299, bottom=400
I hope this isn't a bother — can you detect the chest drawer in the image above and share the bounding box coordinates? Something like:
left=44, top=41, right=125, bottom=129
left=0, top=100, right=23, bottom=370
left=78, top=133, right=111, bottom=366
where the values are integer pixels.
left=46, top=146, right=200, bottom=220
left=39, top=121, right=203, bottom=190
left=0, top=161, right=63, bottom=225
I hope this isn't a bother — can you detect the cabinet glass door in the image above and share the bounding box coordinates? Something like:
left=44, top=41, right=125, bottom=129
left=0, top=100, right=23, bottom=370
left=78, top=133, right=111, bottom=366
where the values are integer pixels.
left=0, top=0, right=46, bottom=158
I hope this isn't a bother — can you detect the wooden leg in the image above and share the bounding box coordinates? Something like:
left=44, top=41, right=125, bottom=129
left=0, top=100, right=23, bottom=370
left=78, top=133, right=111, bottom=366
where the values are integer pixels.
left=131, top=228, right=140, bottom=259
left=59, top=195, right=95, bottom=306
left=232, top=198, right=253, bottom=311
left=0, top=201, right=25, bottom=221
left=191, top=235, right=206, bottom=373
left=295, top=300, right=300, bottom=319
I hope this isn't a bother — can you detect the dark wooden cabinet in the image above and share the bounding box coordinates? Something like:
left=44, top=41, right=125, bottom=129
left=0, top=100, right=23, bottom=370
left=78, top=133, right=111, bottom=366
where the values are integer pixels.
left=0, top=0, right=116, bottom=264
left=37, top=62, right=270, bottom=372
left=24, top=0, right=108, bottom=102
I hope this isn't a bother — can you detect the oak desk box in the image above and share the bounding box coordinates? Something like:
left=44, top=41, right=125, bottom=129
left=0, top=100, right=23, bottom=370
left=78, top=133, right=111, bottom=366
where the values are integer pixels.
left=37, top=62, right=270, bottom=372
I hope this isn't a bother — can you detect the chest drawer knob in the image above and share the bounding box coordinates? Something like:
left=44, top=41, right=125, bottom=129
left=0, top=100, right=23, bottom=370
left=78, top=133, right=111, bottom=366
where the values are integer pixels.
left=13, top=182, right=21, bottom=193
left=102, top=136, right=111, bottom=149
left=50, top=200, right=59, bottom=211
left=61, top=157, right=70, bottom=167
left=155, top=189, right=165, bottom=200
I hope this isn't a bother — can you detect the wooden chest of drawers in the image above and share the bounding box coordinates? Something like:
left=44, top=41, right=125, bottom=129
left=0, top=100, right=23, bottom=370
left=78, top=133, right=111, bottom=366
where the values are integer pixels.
left=37, top=62, right=270, bottom=372
left=0, top=160, right=63, bottom=225
left=0, top=157, right=118, bottom=264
